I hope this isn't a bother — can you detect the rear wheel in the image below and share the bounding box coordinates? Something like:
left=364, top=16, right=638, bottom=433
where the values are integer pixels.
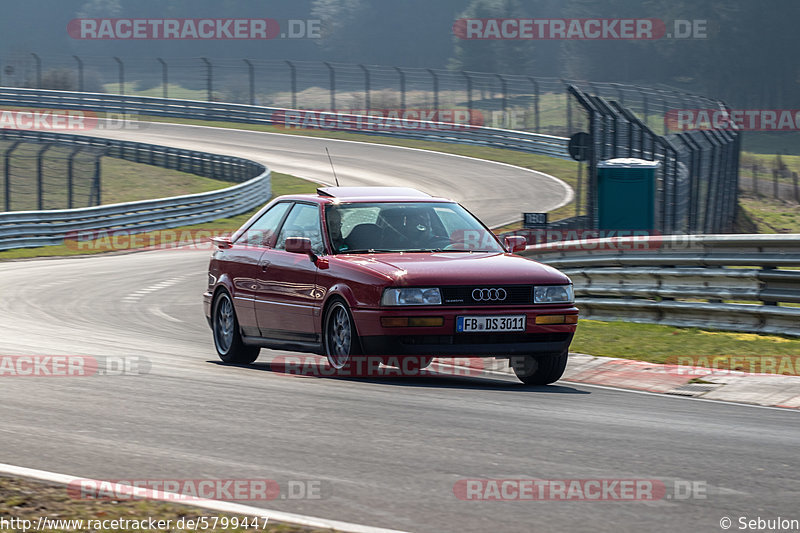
left=212, top=291, right=260, bottom=364
left=323, top=299, right=361, bottom=370
left=511, top=349, right=568, bottom=385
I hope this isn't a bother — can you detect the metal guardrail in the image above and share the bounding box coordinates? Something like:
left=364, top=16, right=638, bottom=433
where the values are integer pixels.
left=0, top=87, right=571, bottom=159
left=0, top=130, right=270, bottom=251
left=521, top=234, right=800, bottom=336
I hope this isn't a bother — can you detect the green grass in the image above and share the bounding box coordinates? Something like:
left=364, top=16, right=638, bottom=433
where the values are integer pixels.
left=572, top=319, right=800, bottom=374
left=738, top=192, right=800, bottom=233
left=0, top=172, right=318, bottom=261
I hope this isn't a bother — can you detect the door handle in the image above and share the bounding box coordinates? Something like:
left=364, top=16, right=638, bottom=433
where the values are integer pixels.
left=260, top=260, right=271, bottom=271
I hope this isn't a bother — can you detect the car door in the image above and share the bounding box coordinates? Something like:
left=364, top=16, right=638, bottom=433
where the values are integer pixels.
left=224, top=201, right=292, bottom=337
left=255, top=202, right=324, bottom=343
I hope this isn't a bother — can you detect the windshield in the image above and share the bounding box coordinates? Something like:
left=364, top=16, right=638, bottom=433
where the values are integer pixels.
left=324, top=202, right=504, bottom=254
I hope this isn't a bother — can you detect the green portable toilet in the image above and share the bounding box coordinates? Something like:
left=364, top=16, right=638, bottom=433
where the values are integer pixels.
left=596, top=158, right=660, bottom=231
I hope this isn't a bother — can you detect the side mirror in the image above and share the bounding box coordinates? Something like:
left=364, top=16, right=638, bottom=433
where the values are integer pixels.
left=504, top=235, right=527, bottom=253
left=285, top=236, right=313, bottom=254
left=211, top=236, right=232, bottom=249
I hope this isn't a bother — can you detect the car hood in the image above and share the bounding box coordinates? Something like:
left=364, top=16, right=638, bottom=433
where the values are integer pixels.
left=333, top=252, right=571, bottom=286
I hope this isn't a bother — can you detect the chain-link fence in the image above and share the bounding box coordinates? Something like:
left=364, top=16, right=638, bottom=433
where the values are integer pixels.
left=1, top=53, right=725, bottom=136
left=0, top=135, right=103, bottom=211
left=566, top=84, right=740, bottom=234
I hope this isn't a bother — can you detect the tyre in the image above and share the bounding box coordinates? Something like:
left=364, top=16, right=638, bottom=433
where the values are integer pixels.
left=212, top=290, right=260, bottom=364
left=510, top=349, right=568, bottom=385
left=323, top=299, right=362, bottom=370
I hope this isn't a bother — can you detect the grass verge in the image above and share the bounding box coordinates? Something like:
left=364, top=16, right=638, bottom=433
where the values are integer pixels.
left=572, top=319, right=800, bottom=375
left=0, top=476, right=328, bottom=533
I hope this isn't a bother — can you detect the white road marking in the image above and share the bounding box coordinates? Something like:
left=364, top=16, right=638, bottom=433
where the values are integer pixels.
left=0, top=463, right=411, bottom=533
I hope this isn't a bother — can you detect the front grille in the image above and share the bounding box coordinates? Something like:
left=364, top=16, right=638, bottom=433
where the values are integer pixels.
left=440, top=285, right=534, bottom=306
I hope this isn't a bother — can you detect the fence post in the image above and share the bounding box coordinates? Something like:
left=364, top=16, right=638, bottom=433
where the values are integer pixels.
left=113, top=56, right=124, bottom=95
left=495, top=74, right=508, bottom=128
left=243, top=59, right=255, bottom=105
left=201, top=57, right=212, bottom=101
left=527, top=77, right=540, bottom=133
left=426, top=69, right=439, bottom=111
left=752, top=163, right=758, bottom=195
left=462, top=71, right=472, bottom=114
left=157, top=58, right=168, bottom=99
left=394, top=66, right=406, bottom=110
left=285, top=60, right=297, bottom=108
left=72, top=55, right=84, bottom=92
left=31, top=53, right=41, bottom=88
left=3, top=140, right=22, bottom=212
left=794, top=171, right=800, bottom=203
left=36, top=144, right=51, bottom=211
left=93, top=151, right=102, bottom=206
left=359, top=64, right=370, bottom=110
left=773, top=168, right=779, bottom=199
left=323, top=61, right=335, bottom=111
left=67, top=146, right=82, bottom=209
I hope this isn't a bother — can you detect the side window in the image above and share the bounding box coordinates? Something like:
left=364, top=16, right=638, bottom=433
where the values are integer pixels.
left=236, top=202, right=291, bottom=247
left=275, top=203, right=324, bottom=255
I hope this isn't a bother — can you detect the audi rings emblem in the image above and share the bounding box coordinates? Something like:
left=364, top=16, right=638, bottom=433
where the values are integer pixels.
left=472, top=288, right=507, bottom=301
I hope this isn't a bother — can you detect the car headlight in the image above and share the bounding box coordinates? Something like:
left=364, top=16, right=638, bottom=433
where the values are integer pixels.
left=381, top=287, right=442, bottom=306
left=534, top=285, right=574, bottom=304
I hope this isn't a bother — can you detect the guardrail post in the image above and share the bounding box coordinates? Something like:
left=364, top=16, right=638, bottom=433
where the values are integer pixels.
left=201, top=57, right=212, bottom=101
left=31, top=53, right=41, bottom=88
left=323, top=61, right=335, bottom=111
left=285, top=60, right=297, bottom=108
left=3, top=140, right=22, bottom=212
left=394, top=66, right=406, bottom=110
left=157, top=58, right=168, bottom=99
left=36, top=144, right=52, bottom=210
left=243, top=59, right=255, bottom=105
left=359, top=64, right=370, bottom=110
left=67, top=146, right=82, bottom=209
left=426, top=69, right=439, bottom=111
left=72, top=55, right=84, bottom=92
left=113, top=56, right=124, bottom=95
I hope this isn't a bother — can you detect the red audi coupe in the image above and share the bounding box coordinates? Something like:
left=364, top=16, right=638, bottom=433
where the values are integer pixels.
left=204, top=187, right=578, bottom=384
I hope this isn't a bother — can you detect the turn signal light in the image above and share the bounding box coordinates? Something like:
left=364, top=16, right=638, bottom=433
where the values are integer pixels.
left=535, top=314, right=579, bottom=325
left=381, top=317, right=445, bottom=327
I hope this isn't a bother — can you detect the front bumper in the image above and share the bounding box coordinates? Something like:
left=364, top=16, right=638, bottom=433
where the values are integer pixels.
left=352, top=306, right=578, bottom=357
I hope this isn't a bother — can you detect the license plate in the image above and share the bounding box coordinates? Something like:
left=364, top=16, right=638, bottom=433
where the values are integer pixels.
left=456, top=315, right=526, bottom=333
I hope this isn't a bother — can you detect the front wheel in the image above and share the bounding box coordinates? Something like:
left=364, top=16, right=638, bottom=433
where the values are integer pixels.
left=323, top=299, right=362, bottom=369
left=510, top=349, right=568, bottom=385
left=212, top=291, right=260, bottom=364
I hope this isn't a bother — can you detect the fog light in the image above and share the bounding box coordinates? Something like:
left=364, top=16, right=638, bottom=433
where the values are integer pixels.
left=535, top=315, right=566, bottom=325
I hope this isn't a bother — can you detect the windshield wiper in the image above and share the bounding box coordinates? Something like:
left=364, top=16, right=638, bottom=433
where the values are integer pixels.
left=341, top=248, right=401, bottom=254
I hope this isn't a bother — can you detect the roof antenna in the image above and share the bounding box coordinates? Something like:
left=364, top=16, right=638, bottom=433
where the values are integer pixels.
left=325, top=147, right=340, bottom=187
